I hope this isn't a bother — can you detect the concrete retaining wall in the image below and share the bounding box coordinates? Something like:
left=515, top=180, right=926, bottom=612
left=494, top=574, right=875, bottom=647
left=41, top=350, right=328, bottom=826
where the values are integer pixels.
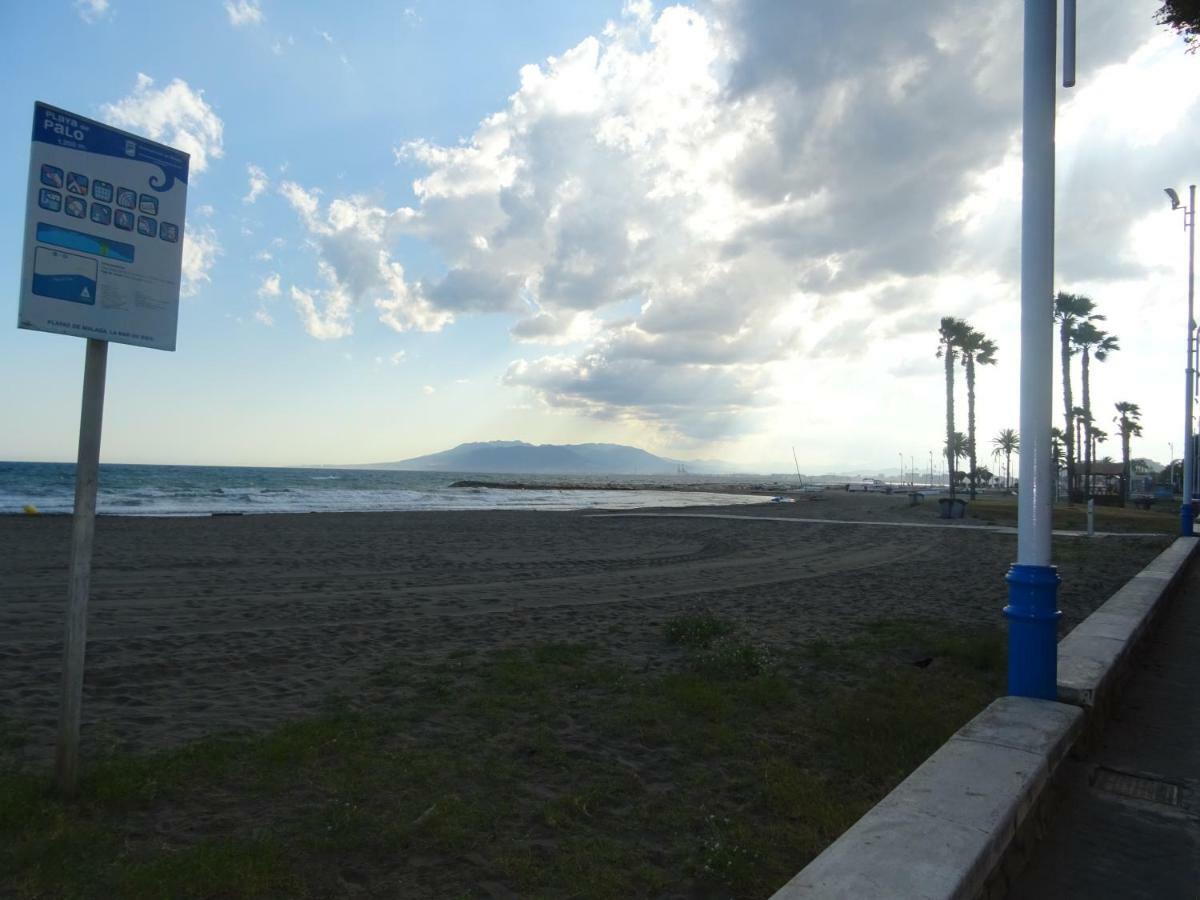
left=1057, top=537, right=1197, bottom=716
left=770, top=536, right=1198, bottom=900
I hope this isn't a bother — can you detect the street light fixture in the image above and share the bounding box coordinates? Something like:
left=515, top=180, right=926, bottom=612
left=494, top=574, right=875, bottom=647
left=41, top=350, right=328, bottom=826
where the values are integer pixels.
left=1165, top=184, right=1196, bottom=536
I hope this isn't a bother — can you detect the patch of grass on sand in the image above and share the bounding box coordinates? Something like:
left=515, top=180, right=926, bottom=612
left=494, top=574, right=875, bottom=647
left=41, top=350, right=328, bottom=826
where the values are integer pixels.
left=665, top=612, right=775, bottom=680
left=805, top=618, right=1004, bottom=676
left=2, top=625, right=1004, bottom=899
left=664, top=611, right=736, bottom=647
left=967, top=496, right=1178, bottom=534
left=0, top=717, right=26, bottom=757
left=118, top=838, right=302, bottom=899
left=665, top=612, right=774, bottom=677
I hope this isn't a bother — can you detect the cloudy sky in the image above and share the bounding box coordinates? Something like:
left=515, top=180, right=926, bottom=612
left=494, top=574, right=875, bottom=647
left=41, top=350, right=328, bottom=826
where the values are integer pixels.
left=1, top=1, right=1197, bottom=472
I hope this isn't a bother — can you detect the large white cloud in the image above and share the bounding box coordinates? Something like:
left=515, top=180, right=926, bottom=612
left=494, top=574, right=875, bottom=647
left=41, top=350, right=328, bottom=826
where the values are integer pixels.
left=403, top=1, right=1190, bottom=441
left=290, top=265, right=353, bottom=340
left=278, top=182, right=451, bottom=337
left=74, top=0, right=109, bottom=24
left=388, top=3, right=878, bottom=437
left=103, top=74, right=226, bottom=297
left=394, top=5, right=795, bottom=437
left=225, top=0, right=264, bottom=27
left=503, top=348, right=775, bottom=440
left=101, top=74, right=225, bottom=175
left=243, top=164, right=269, bottom=204
left=272, top=1, right=1197, bottom=448
left=181, top=225, right=221, bottom=297
left=257, top=272, right=281, bottom=298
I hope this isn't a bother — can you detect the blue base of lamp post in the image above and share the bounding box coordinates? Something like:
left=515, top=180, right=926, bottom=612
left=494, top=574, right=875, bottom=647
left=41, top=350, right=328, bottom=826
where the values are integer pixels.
left=1181, top=503, right=1194, bottom=537
left=1004, top=563, right=1062, bottom=700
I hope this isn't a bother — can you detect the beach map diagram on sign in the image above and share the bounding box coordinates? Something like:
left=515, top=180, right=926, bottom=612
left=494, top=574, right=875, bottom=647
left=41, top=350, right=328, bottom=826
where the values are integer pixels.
left=17, top=102, right=189, bottom=351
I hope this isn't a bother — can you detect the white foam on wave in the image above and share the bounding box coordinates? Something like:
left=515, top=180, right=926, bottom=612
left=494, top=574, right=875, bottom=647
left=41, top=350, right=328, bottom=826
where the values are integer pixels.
left=0, top=464, right=775, bottom=517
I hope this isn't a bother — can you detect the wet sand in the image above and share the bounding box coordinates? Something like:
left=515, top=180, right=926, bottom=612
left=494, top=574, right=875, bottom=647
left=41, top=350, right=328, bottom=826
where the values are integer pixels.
left=0, top=492, right=1170, bottom=761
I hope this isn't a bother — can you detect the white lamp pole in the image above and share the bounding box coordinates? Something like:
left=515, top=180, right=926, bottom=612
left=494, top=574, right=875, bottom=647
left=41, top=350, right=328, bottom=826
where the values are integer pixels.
left=1166, top=186, right=1196, bottom=535
left=1006, top=0, right=1070, bottom=700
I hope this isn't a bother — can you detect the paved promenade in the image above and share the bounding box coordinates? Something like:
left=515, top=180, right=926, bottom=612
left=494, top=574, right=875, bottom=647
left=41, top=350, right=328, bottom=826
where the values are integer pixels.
left=1011, top=560, right=1200, bottom=898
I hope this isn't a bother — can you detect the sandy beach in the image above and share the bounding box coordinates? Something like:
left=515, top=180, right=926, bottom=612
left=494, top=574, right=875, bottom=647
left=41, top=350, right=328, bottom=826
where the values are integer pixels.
left=0, top=492, right=1170, bottom=762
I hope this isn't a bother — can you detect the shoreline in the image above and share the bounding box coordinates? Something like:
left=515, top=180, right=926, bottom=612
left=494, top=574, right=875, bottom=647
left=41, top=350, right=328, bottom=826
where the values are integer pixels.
left=3, top=488, right=781, bottom=519
left=448, top=478, right=803, bottom=492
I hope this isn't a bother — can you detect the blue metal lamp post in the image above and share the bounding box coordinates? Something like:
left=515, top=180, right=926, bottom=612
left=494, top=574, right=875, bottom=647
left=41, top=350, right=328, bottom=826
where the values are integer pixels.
left=1165, top=185, right=1196, bottom=536
left=1005, top=0, right=1075, bottom=700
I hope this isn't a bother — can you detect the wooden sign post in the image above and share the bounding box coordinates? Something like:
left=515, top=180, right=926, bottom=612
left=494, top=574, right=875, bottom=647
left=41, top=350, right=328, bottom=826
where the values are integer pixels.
left=55, top=338, right=108, bottom=795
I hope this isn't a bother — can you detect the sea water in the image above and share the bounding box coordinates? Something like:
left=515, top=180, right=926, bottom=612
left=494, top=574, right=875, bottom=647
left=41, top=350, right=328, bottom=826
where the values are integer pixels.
left=0, top=462, right=778, bottom=516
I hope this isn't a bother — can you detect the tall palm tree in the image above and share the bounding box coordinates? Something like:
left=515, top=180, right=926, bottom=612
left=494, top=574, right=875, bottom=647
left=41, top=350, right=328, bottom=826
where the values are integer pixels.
left=938, top=317, right=970, bottom=500
left=1055, top=292, right=1101, bottom=500
left=992, top=428, right=1019, bottom=488
left=1051, top=426, right=1066, bottom=498
left=960, top=329, right=998, bottom=499
left=1113, top=402, right=1143, bottom=507
left=944, top=432, right=968, bottom=487
left=1072, top=320, right=1120, bottom=498
left=1050, top=426, right=1065, bottom=461
left=1090, top=427, right=1109, bottom=465
left=1072, top=406, right=1088, bottom=475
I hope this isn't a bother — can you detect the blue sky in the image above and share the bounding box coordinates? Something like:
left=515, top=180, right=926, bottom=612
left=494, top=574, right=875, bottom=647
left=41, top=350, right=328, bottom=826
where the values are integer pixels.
left=2, top=1, right=1198, bottom=471
left=1, top=1, right=625, bottom=466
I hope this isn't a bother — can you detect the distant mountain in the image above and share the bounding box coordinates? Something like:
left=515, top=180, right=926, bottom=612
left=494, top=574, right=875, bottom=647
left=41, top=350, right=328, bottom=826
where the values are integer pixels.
left=360, top=441, right=738, bottom=475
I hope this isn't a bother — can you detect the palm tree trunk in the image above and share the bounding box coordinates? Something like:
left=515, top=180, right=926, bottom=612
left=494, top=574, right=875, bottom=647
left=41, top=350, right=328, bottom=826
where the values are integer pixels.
left=1121, top=431, right=1130, bottom=508
left=966, top=354, right=978, bottom=500
left=1006, top=448, right=1012, bottom=488
left=1082, top=349, right=1092, bottom=500
left=1060, top=324, right=1075, bottom=501
left=945, top=346, right=956, bottom=500
left=1080, top=422, right=1089, bottom=480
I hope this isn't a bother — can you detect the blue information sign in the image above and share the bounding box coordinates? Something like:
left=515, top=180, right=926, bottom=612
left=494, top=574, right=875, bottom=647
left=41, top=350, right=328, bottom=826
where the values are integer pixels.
left=17, top=102, right=189, bottom=351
